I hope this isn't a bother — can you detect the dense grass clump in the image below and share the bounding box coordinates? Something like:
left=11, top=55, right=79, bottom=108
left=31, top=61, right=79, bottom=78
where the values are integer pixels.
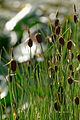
left=0, top=5, right=80, bottom=120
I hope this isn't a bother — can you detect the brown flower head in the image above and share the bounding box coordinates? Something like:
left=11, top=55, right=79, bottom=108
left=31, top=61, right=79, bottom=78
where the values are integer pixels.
left=67, top=40, right=72, bottom=50
left=58, top=86, right=63, bottom=94
left=54, top=19, right=59, bottom=27
left=55, top=26, right=60, bottom=35
left=76, top=54, right=80, bottom=62
left=28, top=38, right=33, bottom=47
left=72, top=53, right=74, bottom=60
left=10, top=59, right=16, bottom=72
left=74, top=97, right=79, bottom=105
left=35, top=33, right=42, bottom=43
left=55, top=65, right=58, bottom=72
left=68, top=77, right=73, bottom=84
left=58, top=93, right=63, bottom=104
left=73, top=14, right=77, bottom=24
left=10, top=75, right=13, bottom=82
left=54, top=101, right=60, bottom=111
left=58, top=86, right=64, bottom=104
left=59, top=36, right=64, bottom=46
left=71, top=71, right=74, bottom=77
left=69, top=64, right=73, bottom=71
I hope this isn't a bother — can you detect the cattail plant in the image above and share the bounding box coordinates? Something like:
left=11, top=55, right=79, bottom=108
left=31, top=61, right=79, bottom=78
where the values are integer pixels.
left=76, top=54, right=80, bottom=63
left=68, top=77, right=73, bottom=84
left=54, top=19, right=59, bottom=27
left=55, top=26, right=60, bottom=35
left=10, top=59, right=16, bottom=72
left=71, top=71, right=74, bottom=77
left=59, top=36, right=64, bottom=46
left=74, top=97, right=79, bottom=105
left=27, top=38, right=33, bottom=48
left=68, top=76, right=80, bottom=85
left=67, top=40, right=72, bottom=50
left=54, top=101, right=60, bottom=111
left=73, top=14, right=77, bottom=24
left=35, top=33, right=43, bottom=43
left=58, top=86, right=64, bottom=104
left=54, top=65, right=58, bottom=72
left=51, top=33, right=56, bottom=43
left=69, top=64, right=73, bottom=71
left=54, top=10, right=59, bottom=27
left=10, top=48, right=16, bottom=72
left=27, top=29, right=33, bottom=48
left=4, top=48, right=17, bottom=72
left=73, top=4, right=77, bottom=24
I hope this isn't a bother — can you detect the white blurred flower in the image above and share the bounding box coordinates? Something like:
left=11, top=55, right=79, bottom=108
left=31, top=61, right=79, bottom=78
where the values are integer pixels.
left=0, top=75, right=8, bottom=99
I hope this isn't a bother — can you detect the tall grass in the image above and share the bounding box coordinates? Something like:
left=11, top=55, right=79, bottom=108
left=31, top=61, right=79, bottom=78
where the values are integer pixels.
left=0, top=7, right=80, bottom=120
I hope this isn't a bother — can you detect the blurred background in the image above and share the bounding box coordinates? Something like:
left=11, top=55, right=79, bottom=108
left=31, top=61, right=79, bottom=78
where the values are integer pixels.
left=0, top=0, right=79, bottom=34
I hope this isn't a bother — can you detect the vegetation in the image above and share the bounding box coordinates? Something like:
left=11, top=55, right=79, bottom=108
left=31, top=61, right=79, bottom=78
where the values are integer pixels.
left=0, top=5, right=80, bottom=120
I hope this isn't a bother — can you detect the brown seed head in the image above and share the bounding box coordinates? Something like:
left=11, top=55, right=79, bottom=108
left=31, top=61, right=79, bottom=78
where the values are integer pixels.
left=55, top=26, right=60, bottom=35
left=59, top=37, right=64, bottom=46
left=68, top=77, right=73, bottom=84
left=58, top=86, right=63, bottom=94
left=55, top=65, right=58, bottom=72
left=73, top=14, right=77, bottom=24
left=10, top=59, right=16, bottom=72
left=54, top=19, right=59, bottom=27
left=69, top=64, right=73, bottom=71
left=74, top=97, right=79, bottom=105
left=28, top=38, right=33, bottom=47
left=71, top=71, right=74, bottom=77
left=10, top=75, right=13, bottom=82
left=51, top=34, right=56, bottom=43
left=76, top=54, right=80, bottom=62
left=58, top=93, right=63, bottom=104
left=35, top=33, right=42, bottom=43
left=67, top=40, right=72, bottom=50
left=54, top=101, right=60, bottom=111
left=72, top=53, right=74, bottom=60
